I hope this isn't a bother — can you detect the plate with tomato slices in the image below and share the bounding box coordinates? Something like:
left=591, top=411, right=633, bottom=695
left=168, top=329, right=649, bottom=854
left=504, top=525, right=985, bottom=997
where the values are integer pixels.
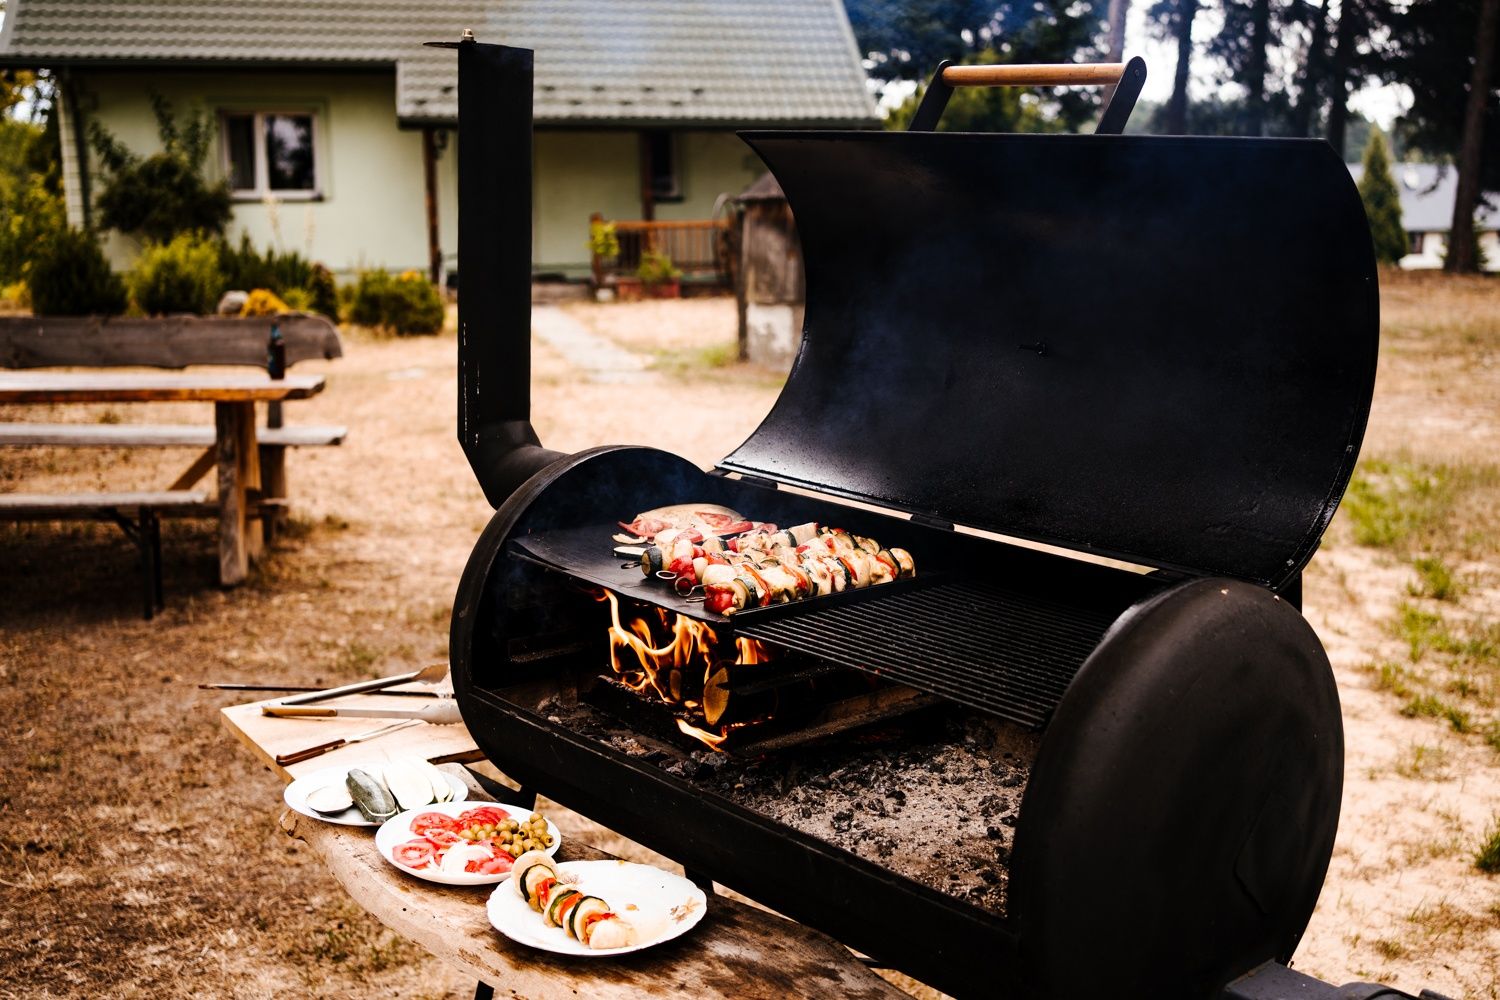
left=374, top=801, right=561, bottom=886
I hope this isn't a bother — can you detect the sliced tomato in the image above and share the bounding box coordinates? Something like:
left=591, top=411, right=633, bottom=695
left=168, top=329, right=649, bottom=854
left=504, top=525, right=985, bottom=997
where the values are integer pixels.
left=392, top=840, right=435, bottom=869
left=424, top=828, right=462, bottom=848
left=473, top=852, right=514, bottom=875
left=457, top=807, right=505, bottom=826
left=410, top=812, right=460, bottom=836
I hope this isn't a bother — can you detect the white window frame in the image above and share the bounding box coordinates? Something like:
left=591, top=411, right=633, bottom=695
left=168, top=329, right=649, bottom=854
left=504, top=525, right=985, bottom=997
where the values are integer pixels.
left=220, top=109, right=324, bottom=201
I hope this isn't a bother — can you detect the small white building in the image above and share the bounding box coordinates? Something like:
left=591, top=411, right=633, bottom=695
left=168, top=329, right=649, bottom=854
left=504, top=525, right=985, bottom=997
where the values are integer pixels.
left=1348, top=162, right=1500, bottom=271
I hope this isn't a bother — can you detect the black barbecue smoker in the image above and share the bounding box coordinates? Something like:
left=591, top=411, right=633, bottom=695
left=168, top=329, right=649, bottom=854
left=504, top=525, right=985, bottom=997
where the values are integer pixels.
left=442, top=38, right=1425, bottom=1000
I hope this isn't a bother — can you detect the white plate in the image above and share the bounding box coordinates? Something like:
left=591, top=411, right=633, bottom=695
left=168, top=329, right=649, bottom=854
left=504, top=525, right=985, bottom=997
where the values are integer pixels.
left=282, top=762, right=467, bottom=828
left=375, top=801, right=562, bottom=886
left=487, top=860, right=708, bottom=956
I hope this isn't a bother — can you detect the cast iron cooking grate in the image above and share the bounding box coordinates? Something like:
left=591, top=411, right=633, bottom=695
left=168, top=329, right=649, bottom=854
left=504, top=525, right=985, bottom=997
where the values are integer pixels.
left=736, top=580, right=1116, bottom=729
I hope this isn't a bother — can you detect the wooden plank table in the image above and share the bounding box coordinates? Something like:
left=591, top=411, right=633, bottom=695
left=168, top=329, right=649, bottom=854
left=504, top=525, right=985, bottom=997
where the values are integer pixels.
left=222, top=698, right=908, bottom=999
left=0, top=372, right=325, bottom=585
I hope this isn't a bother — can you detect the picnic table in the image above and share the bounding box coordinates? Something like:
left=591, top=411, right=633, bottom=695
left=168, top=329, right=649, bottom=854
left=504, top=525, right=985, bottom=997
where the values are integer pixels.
left=220, top=690, right=908, bottom=1000
left=0, top=371, right=326, bottom=588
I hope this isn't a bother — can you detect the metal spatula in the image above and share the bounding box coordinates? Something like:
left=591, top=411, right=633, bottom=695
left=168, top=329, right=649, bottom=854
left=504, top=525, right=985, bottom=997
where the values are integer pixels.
left=262, top=662, right=448, bottom=712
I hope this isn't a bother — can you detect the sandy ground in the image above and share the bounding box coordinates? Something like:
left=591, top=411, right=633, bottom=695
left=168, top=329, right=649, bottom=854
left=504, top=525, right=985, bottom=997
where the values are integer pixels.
left=1, top=277, right=1496, bottom=998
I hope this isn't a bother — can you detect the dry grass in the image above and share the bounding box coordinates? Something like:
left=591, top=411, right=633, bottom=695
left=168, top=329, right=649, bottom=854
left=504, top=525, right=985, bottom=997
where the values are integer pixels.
left=4, top=278, right=1500, bottom=997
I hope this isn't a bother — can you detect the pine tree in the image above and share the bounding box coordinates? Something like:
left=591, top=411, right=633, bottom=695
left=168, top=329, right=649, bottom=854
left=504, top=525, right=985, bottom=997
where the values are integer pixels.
left=1357, top=129, right=1408, bottom=265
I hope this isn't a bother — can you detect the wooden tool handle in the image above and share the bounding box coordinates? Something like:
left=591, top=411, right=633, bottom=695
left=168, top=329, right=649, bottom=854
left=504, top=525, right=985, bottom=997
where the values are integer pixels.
left=263, top=706, right=339, bottom=718
left=275, top=738, right=346, bottom=766
left=941, top=63, right=1126, bottom=88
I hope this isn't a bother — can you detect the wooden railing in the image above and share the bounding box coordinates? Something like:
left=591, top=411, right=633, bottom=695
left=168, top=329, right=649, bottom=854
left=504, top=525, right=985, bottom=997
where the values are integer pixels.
left=589, top=214, right=732, bottom=289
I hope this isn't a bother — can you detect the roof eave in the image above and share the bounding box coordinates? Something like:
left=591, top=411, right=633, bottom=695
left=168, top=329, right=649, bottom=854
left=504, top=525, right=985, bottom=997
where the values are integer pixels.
left=398, top=114, right=883, bottom=130
left=0, top=53, right=395, bottom=72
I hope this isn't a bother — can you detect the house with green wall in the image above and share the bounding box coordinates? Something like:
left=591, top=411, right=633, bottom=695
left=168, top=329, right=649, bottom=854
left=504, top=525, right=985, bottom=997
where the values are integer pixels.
left=0, top=0, right=877, bottom=282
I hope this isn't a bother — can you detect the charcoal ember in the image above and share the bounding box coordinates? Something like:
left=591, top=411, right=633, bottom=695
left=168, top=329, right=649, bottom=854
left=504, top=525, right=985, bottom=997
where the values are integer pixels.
left=560, top=700, right=1037, bottom=919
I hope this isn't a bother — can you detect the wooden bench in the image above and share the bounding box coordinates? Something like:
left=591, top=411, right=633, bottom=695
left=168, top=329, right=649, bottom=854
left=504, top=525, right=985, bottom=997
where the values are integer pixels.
left=1, top=315, right=345, bottom=610
left=0, top=422, right=347, bottom=526
left=0, top=490, right=211, bottom=619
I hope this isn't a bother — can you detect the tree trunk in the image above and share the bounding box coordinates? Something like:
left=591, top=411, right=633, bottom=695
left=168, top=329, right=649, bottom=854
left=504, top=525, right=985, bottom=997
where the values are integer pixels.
left=1325, top=0, right=1357, bottom=159
left=1165, top=0, right=1198, bottom=134
left=1245, top=0, right=1272, bottom=136
left=1447, top=0, right=1500, bottom=273
left=1102, top=0, right=1132, bottom=105
left=1291, top=0, right=1330, bottom=137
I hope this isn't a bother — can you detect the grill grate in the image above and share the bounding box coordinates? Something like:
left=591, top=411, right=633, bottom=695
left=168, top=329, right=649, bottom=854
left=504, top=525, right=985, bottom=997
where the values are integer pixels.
left=737, top=580, right=1117, bottom=729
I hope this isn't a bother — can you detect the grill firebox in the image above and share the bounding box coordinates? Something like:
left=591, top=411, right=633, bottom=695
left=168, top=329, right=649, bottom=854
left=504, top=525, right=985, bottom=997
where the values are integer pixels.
left=443, top=38, right=1388, bottom=1000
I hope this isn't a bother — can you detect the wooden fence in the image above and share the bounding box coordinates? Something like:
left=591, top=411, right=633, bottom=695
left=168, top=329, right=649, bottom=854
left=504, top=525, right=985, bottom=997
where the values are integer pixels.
left=589, top=214, right=732, bottom=289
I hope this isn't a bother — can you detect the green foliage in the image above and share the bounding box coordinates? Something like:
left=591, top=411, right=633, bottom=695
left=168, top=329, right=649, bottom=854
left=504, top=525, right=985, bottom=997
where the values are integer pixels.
left=888, top=59, right=1069, bottom=134
left=216, top=234, right=338, bottom=317
left=89, top=93, right=232, bottom=243
left=350, top=270, right=444, bottom=335
left=1358, top=129, right=1409, bottom=264
left=635, top=250, right=682, bottom=285
left=306, top=264, right=339, bottom=319
left=1409, top=556, right=1464, bottom=601
left=129, top=232, right=224, bottom=316
left=1340, top=460, right=1450, bottom=548
left=1476, top=817, right=1500, bottom=874
left=26, top=227, right=127, bottom=316
left=588, top=220, right=620, bottom=258
left=0, top=174, right=66, bottom=286
left=217, top=233, right=306, bottom=293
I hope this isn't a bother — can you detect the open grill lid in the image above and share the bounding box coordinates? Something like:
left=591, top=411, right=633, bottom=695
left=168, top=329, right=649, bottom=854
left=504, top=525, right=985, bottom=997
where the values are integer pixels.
left=719, top=130, right=1378, bottom=590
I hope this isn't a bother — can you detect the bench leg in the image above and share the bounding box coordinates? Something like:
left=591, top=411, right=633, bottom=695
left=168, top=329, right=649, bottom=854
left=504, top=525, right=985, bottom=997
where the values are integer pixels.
left=216, top=401, right=260, bottom=586
left=473, top=984, right=494, bottom=1000
left=107, top=509, right=161, bottom=621
left=259, top=443, right=287, bottom=545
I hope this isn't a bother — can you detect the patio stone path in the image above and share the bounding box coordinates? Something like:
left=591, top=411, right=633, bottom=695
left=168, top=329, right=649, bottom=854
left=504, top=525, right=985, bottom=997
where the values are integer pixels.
left=531, top=305, right=655, bottom=384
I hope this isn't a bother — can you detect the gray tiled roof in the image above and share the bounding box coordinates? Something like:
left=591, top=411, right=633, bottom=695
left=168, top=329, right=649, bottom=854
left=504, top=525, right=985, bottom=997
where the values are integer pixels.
left=0, top=0, right=879, bottom=126
left=1348, top=161, right=1499, bottom=232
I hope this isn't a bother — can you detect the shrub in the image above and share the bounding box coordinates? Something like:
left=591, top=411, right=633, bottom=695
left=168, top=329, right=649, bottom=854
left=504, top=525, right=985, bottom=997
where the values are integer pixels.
left=130, top=232, right=224, bottom=316
left=636, top=250, right=681, bottom=285
left=588, top=219, right=620, bottom=259
left=216, top=235, right=338, bottom=318
left=305, top=264, right=339, bottom=318
left=278, top=287, right=313, bottom=312
left=240, top=288, right=291, bottom=316
left=27, top=227, right=127, bottom=316
left=90, top=94, right=231, bottom=243
left=0, top=177, right=66, bottom=286
left=218, top=233, right=311, bottom=294
left=350, top=269, right=444, bottom=335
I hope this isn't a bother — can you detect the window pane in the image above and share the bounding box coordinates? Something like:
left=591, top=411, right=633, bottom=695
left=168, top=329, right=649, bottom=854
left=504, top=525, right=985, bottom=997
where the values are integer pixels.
left=648, top=131, right=679, bottom=200
left=224, top=114, right=256, bottom=190
left=264, top=114, right=315, bottom=191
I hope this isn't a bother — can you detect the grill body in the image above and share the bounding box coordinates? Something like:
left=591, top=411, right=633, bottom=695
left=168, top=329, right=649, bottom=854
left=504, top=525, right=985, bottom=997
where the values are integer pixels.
left=444, top=39, right=1374, bottom=1000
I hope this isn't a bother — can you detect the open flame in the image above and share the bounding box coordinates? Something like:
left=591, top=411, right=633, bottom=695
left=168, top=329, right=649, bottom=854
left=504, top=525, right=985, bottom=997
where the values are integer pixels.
left=597, top=589, right=770, bottom=751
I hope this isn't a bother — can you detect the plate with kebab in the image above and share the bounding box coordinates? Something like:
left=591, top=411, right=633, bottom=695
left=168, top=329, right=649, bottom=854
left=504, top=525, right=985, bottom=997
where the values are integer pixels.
left=615, top=504, right=916, bottom=616
left=487, top=851, right=708, bottom=956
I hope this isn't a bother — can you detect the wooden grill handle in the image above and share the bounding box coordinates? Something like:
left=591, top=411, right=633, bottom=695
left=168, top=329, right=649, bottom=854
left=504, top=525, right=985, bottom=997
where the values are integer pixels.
left=940, top=63, right=1127, bottom=88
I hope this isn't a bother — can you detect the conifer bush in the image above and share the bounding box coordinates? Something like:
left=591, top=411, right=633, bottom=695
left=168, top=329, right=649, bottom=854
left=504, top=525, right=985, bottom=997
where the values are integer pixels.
left=27, top=227, right=127, bottom=316
left=1358, top=130, right=1408, bottom=266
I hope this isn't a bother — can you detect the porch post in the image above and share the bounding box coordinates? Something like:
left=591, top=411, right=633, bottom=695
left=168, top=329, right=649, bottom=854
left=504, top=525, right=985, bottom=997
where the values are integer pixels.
left=423, top=126, right=443, bottom=286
